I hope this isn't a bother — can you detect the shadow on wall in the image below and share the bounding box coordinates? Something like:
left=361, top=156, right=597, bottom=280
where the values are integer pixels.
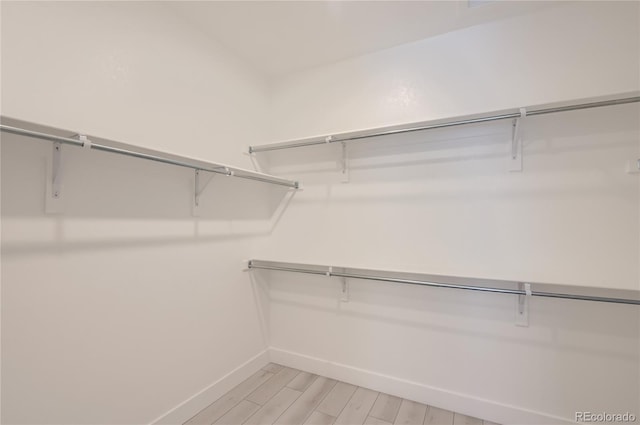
left=0, top=131, right=295, bottom=255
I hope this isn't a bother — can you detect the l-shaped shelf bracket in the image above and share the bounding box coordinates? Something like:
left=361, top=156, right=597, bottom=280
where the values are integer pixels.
left=45, top=134, right=90, bottom=213
left=340, top=142, right=349, bottom=183
left=508, top=107, right=526, bottom=172
left=326, top=266, right=350, bottom=302
left=45, top=141, right=64, bottom=213
left=516, top=282, right=532, bottom=327
left=626, top=159, right=640, bottom=174
left=340, top=276, right=350, bottom=302
left=193, top=169, right=217, bottom=217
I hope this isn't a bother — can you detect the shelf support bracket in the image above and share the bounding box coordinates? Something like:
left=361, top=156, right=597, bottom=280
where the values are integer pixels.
left=327, top=267, right=349, bottom=302
left=340, top=277, right=350, bottom=302
left=244, top=148, right=265, bottom=173
left=52, top=142, right=63, bottom=200
left=45, top=134, right=90, bottom=214
left=509, top=107, right=526, bottom=172
left=45, top=141, right=64, bottom=213
left=626, top=159, right=640, bottom=174
left=340, top=141, right=350, bottom=183
left=515, top=282, right=531, bottom=327
left=193, top=169, right=215, bottom=217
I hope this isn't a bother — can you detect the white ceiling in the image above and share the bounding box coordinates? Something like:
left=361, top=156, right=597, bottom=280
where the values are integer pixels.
left=167, top=1, right=557, bottom=79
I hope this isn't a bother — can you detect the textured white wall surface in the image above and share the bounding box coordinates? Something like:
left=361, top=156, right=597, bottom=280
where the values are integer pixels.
left=1, top=2, right=276, bottom=424
left=256, top=2, right=640, bottom=423
left=1, top=1, right=639, bottom=424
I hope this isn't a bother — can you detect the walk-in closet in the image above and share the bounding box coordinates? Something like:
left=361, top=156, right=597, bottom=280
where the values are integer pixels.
left=1, top=2, right=639, bottom=425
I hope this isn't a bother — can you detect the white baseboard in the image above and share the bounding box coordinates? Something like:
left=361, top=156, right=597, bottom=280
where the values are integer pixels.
left=151, top=350, right=270, bottom=425
left=269, top=347, right=574, bottom=425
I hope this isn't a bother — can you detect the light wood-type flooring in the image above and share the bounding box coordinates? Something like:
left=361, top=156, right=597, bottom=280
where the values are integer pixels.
left=184, top=364, right=500, bottom=425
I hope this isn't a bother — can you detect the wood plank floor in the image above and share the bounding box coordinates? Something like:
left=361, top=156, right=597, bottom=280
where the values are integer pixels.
left=185, top=364, right=500, bottom=425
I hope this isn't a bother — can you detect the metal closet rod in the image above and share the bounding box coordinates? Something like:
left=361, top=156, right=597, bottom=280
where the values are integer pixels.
left=248, top=94, right=640, bottom=153
left=247, top=260, right=640, bottom=305
left=0, top=123, right=300, bottom=189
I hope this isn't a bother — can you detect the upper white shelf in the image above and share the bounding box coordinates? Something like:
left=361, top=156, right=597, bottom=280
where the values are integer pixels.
left=0, top=116, right=300, bottom=189
left=248, top=92, right=640, bottom=154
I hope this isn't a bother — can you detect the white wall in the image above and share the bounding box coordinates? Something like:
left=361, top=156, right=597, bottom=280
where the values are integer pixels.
left=1, top=2, right=276, bottom=424
left=257, top=2, right=640, bottom=424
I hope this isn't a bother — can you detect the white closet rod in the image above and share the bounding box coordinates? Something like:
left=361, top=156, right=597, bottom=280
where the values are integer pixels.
left=248, top=94, right=640, bottom=153
left=248, top=260, right=640, bottom=305
left=0, top=120, right=300, bottom=189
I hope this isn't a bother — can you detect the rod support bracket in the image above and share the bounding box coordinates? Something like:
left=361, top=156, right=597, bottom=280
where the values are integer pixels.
left=78, top=134, right=91, bottom=150
left=515, top=282, right=531, bottom=327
